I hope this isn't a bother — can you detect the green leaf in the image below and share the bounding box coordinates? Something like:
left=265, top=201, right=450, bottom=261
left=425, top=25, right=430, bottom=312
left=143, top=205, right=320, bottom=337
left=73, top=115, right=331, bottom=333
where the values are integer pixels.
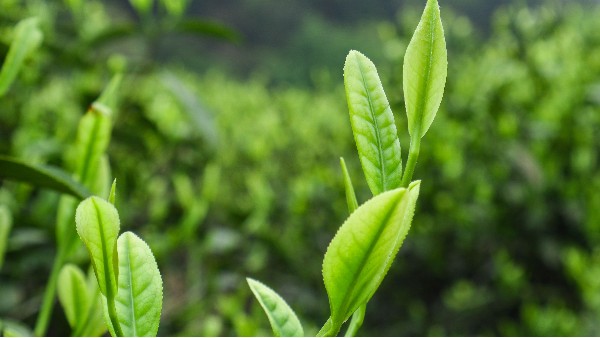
left=0, top=156, right=91, bottom=200
left=0, top=205, right=12, bottom=269
left=322, top=184, right=419, bottom=332
left=108, top=179, right=117, bottom=205
left=247, top=278, right=304, bottom=337
left=113, top=232, right=163, bottom=337
left=58, top=264, right=89, bottom=329
left=75, top=197, right=120, bottom=298
left=340, top=157, right=359, bottom=214
left=403, top=0, right=447, bottom=138
left=0, top=17, right=43, bottom=96
left=344, top=50, right=402, bottom=196
left=160, top=0, right=188, bottom=17
left=74, top=268, right=107, bottom=337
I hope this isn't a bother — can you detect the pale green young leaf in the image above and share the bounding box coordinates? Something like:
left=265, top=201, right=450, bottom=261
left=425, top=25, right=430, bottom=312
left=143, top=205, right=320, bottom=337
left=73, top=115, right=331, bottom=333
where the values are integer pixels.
left=73, top=106, right=112, bottom=191
left=403, top=0, right=447, bottom=138
left=114, top=232, right=163, bottom=337
left=1, top=320, right=33, bottom=337
left=344, top=50, right=402, bottom=196
left=58, top=264, right=89, bottom=329
left=339, top=157, right=359, bottom=213
left=0, top=206, right=12, bottom=269
left=322, top=187, right=413, bottom=331
left=75, top=197, right=120, bottom=297
left=247, top=278, right=304, bottom=337
left=108, top=179, right=117, bottom=205
left=74, top=269, right=107, bottom=337
left=0, top=17, right=43, bottom=96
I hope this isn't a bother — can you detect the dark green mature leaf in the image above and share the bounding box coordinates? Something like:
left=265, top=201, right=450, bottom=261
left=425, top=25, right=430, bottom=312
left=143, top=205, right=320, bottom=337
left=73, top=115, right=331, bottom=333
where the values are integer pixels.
left=175, top=19, right=241, bottom=43
left=0, top=17, right=43, bottom=96
left=247, top=278, right=304, bottom=337
left=344, top=50, right=402, bottom=196
left=0, top=156, right=91, bottom=199
left=75, top=197, right=120, bottom=298
left=403, top=0, right=447, bottom=138
left=0, top=206, right=11, bottom=269
left=322, top=184, right=420, bottom=331
left=58, top=264, right=89, bottom=329
left=114, top=232, right=163, bottom=337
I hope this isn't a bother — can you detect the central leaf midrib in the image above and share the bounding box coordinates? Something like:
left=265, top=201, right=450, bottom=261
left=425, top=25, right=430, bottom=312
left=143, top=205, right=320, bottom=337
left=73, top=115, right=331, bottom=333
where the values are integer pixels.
left=124, top=237, right=138, bottom=336
left=355, top=54, right=388, bottom=192
left=91, top=199, right=114, bottom=297
left=333, top=192, right=402, bottom=324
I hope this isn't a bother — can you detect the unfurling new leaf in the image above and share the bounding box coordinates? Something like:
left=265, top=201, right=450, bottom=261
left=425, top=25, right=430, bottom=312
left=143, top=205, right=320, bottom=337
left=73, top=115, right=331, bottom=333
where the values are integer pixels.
left=403, top=0, right=447, bottom=138
left=344, top=50, right=402, bottom=196
left=247, top=278, right=304, bottom=337
left=58, top=264, right=89, bottom=329
left=322, top=183, right=421, bottom=333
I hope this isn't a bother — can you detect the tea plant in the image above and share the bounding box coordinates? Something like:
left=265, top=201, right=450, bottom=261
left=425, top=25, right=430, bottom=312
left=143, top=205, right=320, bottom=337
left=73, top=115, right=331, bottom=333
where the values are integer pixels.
left=246, top=0, right=447, bottom=336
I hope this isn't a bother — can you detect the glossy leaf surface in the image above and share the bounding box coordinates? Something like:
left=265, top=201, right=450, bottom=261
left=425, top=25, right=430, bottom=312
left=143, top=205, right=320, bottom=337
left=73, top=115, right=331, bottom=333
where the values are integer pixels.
left=322, top=185, right=417, bottom=329
left=75, top=197, right=120, bottom=297
left=403, top=0, right=447, bottom=138
left=0, top=17, right=43, bottom=96
left=247, top=278, right=304, bottom=337
left=0, top=156, right=91, bottom=200
left=114, top=232, right=163, bottom=337
left=58, top=264, right=89, bottom=329
left=344, top=50, right=402, bottom=195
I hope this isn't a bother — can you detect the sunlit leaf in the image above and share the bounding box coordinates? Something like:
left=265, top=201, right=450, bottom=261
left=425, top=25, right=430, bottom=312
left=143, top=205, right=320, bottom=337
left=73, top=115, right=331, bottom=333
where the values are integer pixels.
left=322, top=183, right=420, bottom=332
left=58, top=264, right=89, bottom=329
left=75, top=197, right=120, bottom=298
left=113, top=232, right=163, bottom=337
left=344, top=50, right=402, bottom=195
left=403, top=0, right=447, bottom=138
left=0, top=17, right=43, bottom=96
left=247, top=278, right=304, bottom=337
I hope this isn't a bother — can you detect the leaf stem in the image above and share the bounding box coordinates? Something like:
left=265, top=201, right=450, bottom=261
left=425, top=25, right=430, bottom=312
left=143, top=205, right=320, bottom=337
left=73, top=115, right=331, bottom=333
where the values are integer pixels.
left=401, top=134, right=421, bottom=188
left=34, top=249, right=66, bottom=336
left=106, top=295, right=124, bottom=337
left=344, top=304, right=366, bottom=337
left=317, top=317, right=340, bottom=337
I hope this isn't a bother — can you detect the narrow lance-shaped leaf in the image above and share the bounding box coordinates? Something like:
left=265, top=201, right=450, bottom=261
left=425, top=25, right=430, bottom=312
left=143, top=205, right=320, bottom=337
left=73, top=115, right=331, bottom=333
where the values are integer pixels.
left=403, top=0, right=447, bottom=138
left=340, top=157, right=359, bottom=213
left=322, top=185, right=417, bottom=332
left=344, top=50, right=402, bottom=196
left=75, top=197, right=120, bottom=298
left=0, top=156, right=91, bottom=200
left=0, top=17, right=43, bottom=96
left=58, top=264, right=90, bottom=329
left=0, top=206, right=12, bottom=269
left=247, top=278, right=304, bottom=337
left=112, top=232, right=163, bottom=337
left=108, top=179, right=117, bottom=205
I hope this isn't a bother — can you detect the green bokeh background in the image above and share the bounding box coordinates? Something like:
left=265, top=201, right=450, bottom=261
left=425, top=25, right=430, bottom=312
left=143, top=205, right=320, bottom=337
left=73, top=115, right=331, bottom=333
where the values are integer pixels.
left=1, top=0, right=599, bottom=336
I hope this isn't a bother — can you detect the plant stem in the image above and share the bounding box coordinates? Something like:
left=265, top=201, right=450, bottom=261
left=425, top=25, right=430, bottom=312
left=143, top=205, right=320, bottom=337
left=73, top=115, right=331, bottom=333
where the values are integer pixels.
left=401, top=134, right=421, bottom=188
left=317, top=317, right=339, bottom=337
left=106, top=295, right=124, bottom=337
left=344, top=304, right=366, bottom=336
left=34, top=249, right=66, bottom=336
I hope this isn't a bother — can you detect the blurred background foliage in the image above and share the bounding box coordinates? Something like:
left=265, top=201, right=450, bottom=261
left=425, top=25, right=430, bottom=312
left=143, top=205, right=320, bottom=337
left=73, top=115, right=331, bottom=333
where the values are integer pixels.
left=0, top=0, right=599, bottom=336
